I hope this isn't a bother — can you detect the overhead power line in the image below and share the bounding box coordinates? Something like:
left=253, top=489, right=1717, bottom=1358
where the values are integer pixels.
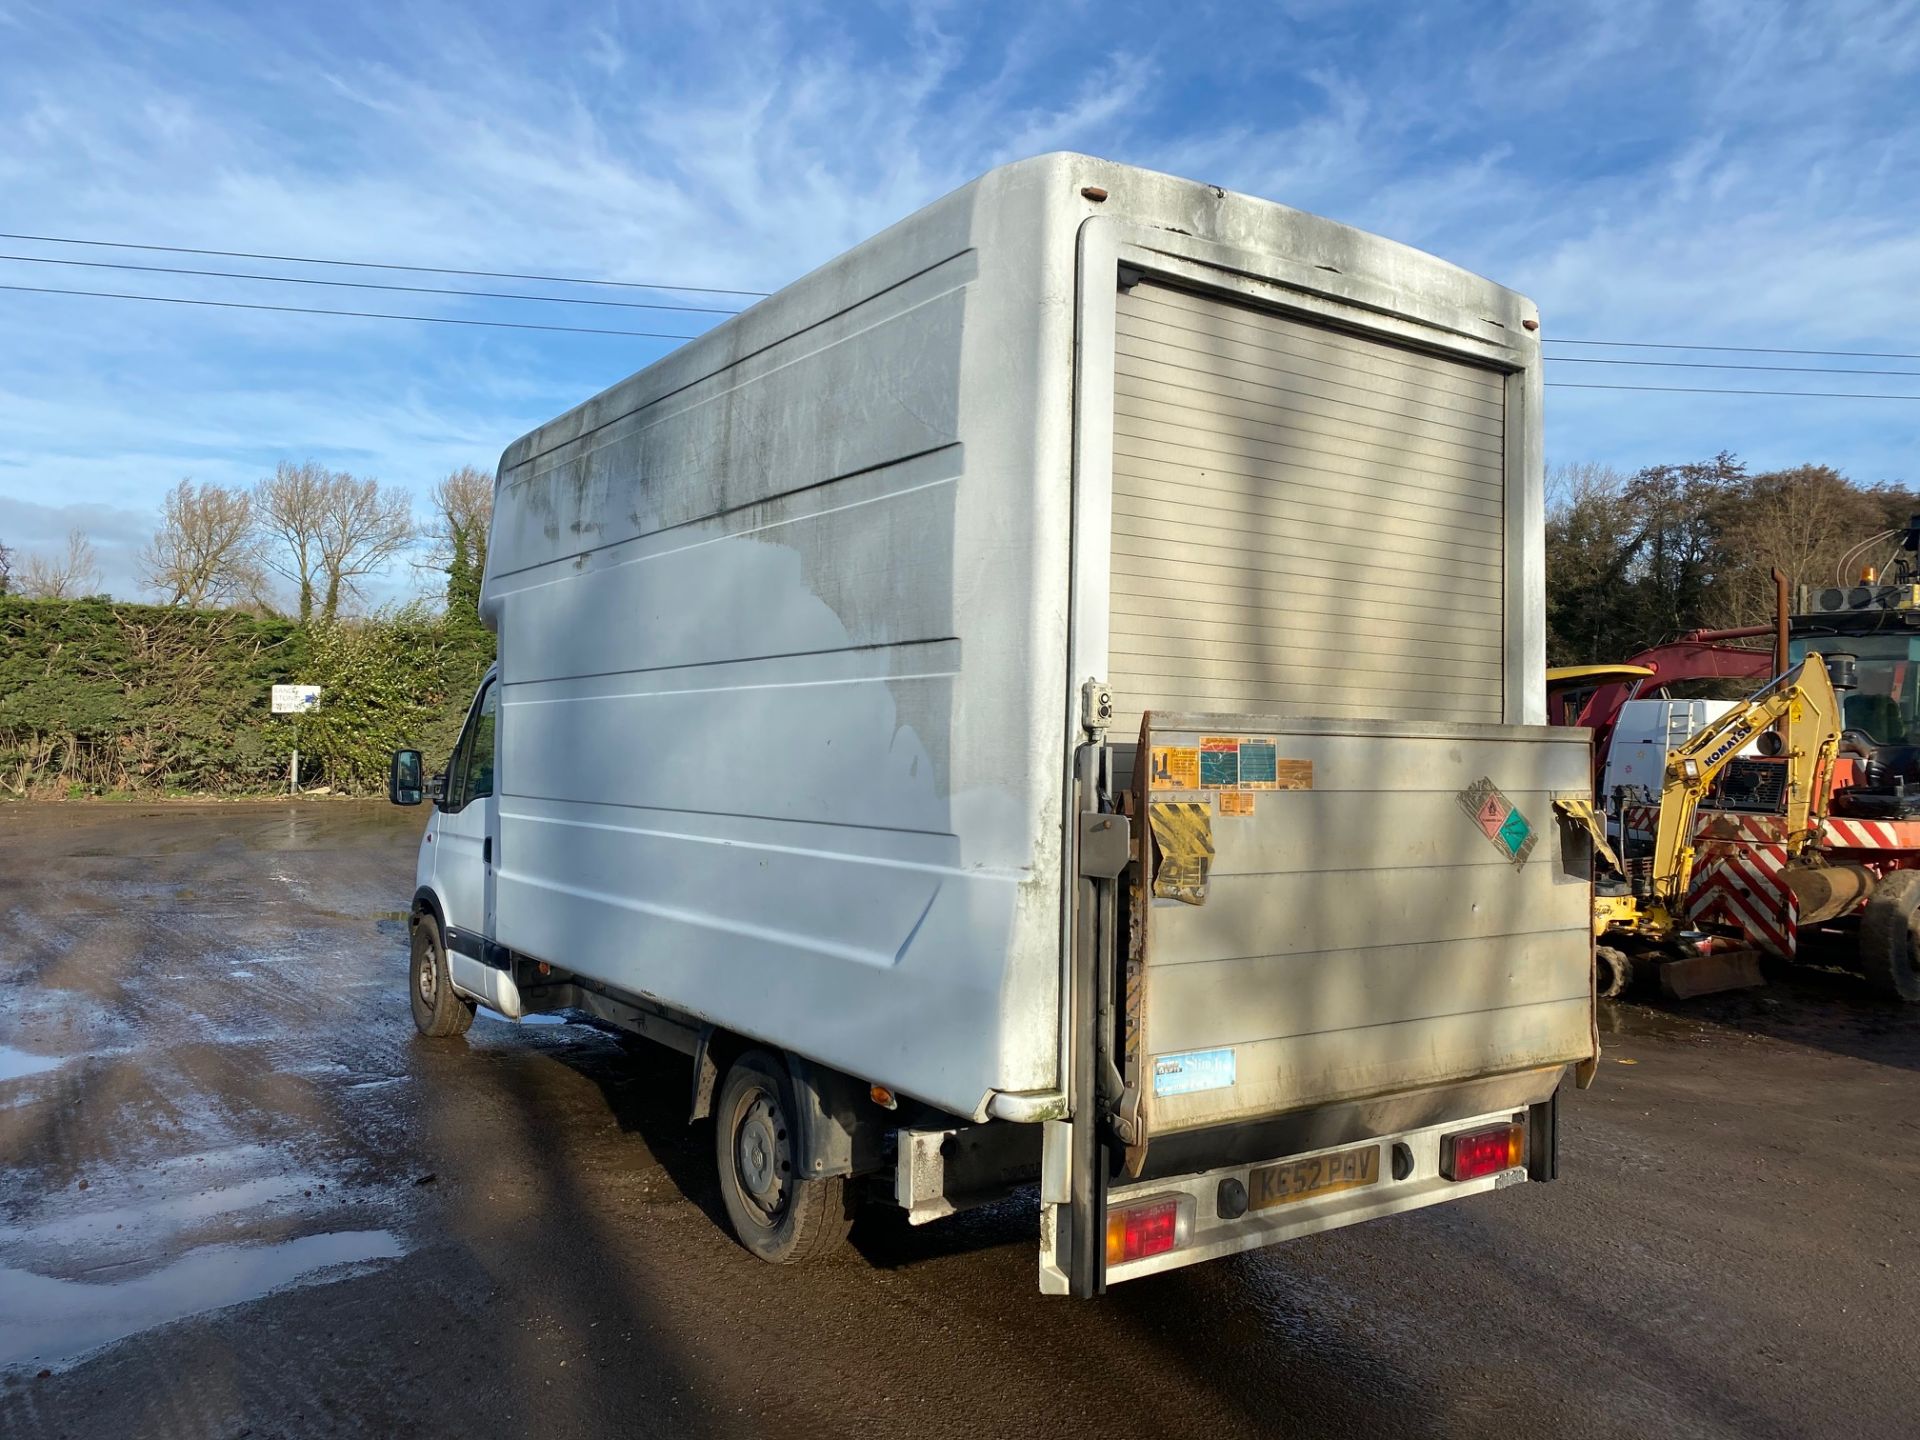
left=1546, top=338, right=1920, bottom=362
left=1545, top=354, right=1920, bottom=378
left=4, top=247, right=1917, bottom=401
left=0, top=230, right=771, bottom=299
left=0, top=252, right=746, bottom=315
left=1547, top=381, right=1920, bottom=400
left=0, top=282, right=705, bottom=339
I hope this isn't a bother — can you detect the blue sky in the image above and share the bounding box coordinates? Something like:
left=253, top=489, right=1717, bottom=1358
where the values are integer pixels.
left=2, top=0, right=1918, bottom=602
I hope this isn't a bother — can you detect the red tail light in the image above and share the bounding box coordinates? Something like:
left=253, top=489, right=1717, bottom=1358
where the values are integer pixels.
left=1442, top=1122, right=1526, bottom=1181
left=1106, top=1195, right=1192, bottom=1264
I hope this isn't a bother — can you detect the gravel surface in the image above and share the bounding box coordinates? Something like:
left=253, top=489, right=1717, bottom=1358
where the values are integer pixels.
left=2, top=801, right=1917, bottom=1439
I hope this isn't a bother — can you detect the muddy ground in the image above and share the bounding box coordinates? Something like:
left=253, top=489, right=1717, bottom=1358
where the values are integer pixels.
left=1, top=802, right=1916, bottom=1439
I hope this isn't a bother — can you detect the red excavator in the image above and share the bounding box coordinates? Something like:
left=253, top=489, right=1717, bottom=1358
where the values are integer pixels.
left=1547, top=627, right=1773, bottom=783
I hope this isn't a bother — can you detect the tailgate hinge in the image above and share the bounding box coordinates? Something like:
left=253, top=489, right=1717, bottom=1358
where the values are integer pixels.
left=1078, top=811, right=1131, bottom=877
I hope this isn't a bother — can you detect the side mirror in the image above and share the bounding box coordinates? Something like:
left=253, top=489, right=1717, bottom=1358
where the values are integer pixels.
left=389, top=749, right=424, bottom=806
left=428, top=772, right=448, bottom=805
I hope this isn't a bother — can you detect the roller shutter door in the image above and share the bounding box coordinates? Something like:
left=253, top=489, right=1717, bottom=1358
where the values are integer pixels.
left=1107, top=281, right=1507, bottom=738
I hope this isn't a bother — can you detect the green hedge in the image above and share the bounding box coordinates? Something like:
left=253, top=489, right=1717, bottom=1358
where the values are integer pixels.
left=0, top=596, right=491, bottom=798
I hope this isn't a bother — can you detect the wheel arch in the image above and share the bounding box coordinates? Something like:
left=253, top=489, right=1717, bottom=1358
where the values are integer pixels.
left=411, top=885, right=447, bottom=935
left=694, top=1032, right=884, bottom=1180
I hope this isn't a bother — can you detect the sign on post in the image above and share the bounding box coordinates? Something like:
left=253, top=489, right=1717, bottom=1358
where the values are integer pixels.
left=272, top=685, right=323, bottom=792
left=272, top=685, right=323, bottom=714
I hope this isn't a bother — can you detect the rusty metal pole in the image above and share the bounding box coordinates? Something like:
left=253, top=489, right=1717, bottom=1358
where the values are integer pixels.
left=1772, top=568, right=1790, bottom=678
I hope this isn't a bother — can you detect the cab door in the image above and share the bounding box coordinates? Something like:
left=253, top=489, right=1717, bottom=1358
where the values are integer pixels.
left=434, top=673, right=499, bottom=962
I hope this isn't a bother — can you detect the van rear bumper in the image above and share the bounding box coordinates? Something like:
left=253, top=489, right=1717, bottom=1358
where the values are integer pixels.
left=1104, top=1103, right=1536, bottom=1285
left=1133, top=1065, right=1567, bottom=1184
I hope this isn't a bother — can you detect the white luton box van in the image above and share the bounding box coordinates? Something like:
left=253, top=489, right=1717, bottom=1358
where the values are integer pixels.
left=388, top=153, right=1598, bottom=1295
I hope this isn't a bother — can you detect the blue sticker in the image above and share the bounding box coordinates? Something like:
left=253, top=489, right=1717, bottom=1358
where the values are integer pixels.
left=1237, top=740, right=1278, bottom=787
left=1200, top=745, right=1240, bottom=788
left=1152, top=1047, right=1237, bottom=1097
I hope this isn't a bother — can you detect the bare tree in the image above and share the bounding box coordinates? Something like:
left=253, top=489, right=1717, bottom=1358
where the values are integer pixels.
left=255, top=461, right=329, bottom=622
left=1545, top=460, right=1626, bottom=518
left=0, top=537, right=12, bottom=594
left=139, top=478, right=263, bottom=609
left=16, top=529, right=100, bottom=600
left=1705, top=465, right=1916, bottom=627
left=424, top=465, right=493, bottom=621
left=256, top=461, right=415, bottom=623
left=316, top=473, right=415, bottom=622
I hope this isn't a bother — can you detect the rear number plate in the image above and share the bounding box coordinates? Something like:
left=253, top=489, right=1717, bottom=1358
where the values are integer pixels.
left=1249, top=1144, right=1380, bottom=1210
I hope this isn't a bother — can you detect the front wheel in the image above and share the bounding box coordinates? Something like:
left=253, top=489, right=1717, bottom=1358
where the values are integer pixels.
left=409, top=911, right=476, bottom=1037
left=1858, top=869, right=1920, bottom=1002
left=713, top=1049, right=852, bottom=1264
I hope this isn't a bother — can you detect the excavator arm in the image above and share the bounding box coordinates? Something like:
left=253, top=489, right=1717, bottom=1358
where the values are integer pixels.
left=1644, top=654, right=1841, bottom=929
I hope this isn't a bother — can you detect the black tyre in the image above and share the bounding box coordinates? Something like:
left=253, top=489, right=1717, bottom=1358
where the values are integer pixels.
left=713, top=1049, right=852, bottom=1265
left=1595, top=946, right=1635, bottom=1000
left=409, top=911, right=476, bottom=1037
left=1858, top=869, right=1920, bottom=1002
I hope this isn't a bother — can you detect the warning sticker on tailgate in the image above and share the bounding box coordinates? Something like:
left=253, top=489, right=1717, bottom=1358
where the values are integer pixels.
left=1200, top=737, right=1241, bottom=788
left=1176, top=736, right=1312, bottom=791
left=1237, top=739, right=1279, bottom=787
left=1149, top=746, right=1201, bottom=791
left=1457, top=776, right=1538, bottom=867
left=1148, top=801, right=1214, bottom=904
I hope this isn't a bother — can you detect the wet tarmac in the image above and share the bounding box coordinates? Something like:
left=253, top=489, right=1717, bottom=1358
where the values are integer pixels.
left=2, top=801, right=1918, bottom=1439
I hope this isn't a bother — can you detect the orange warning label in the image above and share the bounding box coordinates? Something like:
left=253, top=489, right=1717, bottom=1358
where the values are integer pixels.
left=1149, top=745, right=1200, bottom=791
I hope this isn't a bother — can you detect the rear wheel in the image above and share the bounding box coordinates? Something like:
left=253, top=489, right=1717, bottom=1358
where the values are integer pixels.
left=1858, top=869, right=1920, bottom=1002
left=1595, top=946, right=1634, bottom=1000
left=409, top=911, right=476, bottom=1037
left=714, top=1049, right=852, bottom=1264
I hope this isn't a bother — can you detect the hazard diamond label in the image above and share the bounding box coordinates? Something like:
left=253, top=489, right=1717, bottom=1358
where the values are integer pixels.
left=1458, top=776, right=1535, bottom=868
left=1496, top=807, right=1535, bottom=862
left=1474, top=793, right=1510, bottom=839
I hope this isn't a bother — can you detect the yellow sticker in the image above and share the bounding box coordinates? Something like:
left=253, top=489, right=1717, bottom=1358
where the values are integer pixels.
left=1148, top=800, right=1215, bottom=905
left=1219, top=791, right=1256, bottom=817
left=1149, top=745, right=1200, bottom=791
left=1273, top=759, right=1314, bottom=791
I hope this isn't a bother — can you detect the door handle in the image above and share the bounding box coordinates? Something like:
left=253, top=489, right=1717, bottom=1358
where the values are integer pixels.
left=483, top=837, right=493, bottom=866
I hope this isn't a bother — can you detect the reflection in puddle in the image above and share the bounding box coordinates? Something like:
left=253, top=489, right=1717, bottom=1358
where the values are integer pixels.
left=0, top=1045, right=65, bottom=1083
left=0, top=1229, right=404, bottom=1373
left=478, top=1007, right=569, bottom=1027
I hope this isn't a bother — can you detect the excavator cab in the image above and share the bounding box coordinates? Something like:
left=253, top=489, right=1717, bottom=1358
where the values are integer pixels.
left=1792, top=572, right=1920, bottom=818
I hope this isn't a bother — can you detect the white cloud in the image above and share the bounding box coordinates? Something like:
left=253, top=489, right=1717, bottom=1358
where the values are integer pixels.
left=1, top=0, right=1917, bottom=606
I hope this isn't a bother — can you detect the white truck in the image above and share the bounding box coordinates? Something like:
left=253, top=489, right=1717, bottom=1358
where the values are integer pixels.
left=388, top=153, right=1598, bottom=1295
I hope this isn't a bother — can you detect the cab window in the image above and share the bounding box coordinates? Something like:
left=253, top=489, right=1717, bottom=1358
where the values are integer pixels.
left=446, top=679, right=498, bottom=811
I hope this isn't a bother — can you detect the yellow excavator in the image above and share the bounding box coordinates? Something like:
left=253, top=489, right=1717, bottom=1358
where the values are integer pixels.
left=1561, top=654, right=1847, bottom=996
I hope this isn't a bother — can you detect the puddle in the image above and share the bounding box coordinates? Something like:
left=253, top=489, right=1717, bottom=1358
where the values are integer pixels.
left=478, top=1007, right=569, bottom=1027
left=0, top=1045, right=65, bottom=1083
left=0, top=1229, right=404, bottom=1373
left=280, top=1059, right=352, bottom=1076
left=0, top=1173, right=323, bottom=1253
left=1597, top=1002, right=1714, bottom=1040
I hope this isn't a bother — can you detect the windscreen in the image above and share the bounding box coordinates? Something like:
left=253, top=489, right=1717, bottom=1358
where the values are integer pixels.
left=1791, top=635, right=1918, bottom=744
